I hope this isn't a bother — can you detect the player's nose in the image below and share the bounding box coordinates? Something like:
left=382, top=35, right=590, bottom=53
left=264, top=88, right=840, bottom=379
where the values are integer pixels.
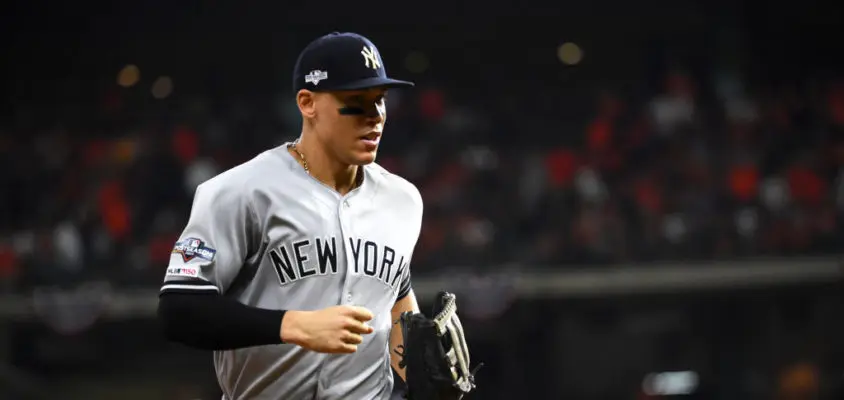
left=367, top=100, right=386, bottom=122
left=364, top=110, right=384, bottom=126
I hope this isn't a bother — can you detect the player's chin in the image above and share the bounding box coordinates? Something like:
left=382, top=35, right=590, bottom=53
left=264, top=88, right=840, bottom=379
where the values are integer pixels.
left=350, top=149, right=377, bottom=165
left=349, top=144, right=378, bottom=164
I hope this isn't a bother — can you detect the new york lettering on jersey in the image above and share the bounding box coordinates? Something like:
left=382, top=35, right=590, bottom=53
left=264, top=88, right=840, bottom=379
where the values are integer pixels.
left=267, top=236, right=410, bottom=291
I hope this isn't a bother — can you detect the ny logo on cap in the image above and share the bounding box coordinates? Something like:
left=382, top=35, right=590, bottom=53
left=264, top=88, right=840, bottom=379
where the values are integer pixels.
left=361, top=46, right=381, bottom=70
left=305, top=70, right=328, bottom=85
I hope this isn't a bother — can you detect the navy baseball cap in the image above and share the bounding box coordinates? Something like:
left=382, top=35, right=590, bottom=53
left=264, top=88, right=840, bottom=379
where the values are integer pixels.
left=292, top=32, right=414, bottom=93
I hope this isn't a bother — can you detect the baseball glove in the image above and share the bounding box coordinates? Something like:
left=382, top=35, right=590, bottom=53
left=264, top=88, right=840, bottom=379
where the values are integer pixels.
left=396, top=291, right=482, bottom=400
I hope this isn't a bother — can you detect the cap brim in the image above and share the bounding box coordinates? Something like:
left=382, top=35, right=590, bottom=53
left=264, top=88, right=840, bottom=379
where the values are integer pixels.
left=329, top=77, right=415, bottom=91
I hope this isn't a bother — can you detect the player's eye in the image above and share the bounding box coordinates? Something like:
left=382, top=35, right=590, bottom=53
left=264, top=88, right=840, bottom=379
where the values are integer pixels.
left=341, top=95, right=363, bottom=105
left=336, top=92, right=387, bottom=116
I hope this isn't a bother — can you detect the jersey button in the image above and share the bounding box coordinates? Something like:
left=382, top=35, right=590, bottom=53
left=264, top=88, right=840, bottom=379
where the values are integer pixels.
left=343, top=200, right=350, bottom=208
left=346, top=293, right=353, bottom=302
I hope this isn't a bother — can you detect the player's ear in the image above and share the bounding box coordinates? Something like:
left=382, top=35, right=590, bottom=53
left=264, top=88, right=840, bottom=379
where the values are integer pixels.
left=296, top=89, right=317, bottom=119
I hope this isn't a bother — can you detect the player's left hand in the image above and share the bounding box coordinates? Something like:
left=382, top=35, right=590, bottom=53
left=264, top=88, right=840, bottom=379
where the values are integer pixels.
left=398, top=292, right=481, bottom=399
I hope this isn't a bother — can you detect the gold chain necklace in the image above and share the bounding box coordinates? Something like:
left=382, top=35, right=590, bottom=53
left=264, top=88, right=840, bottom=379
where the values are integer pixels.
left=288, top=141, right=309, bottom=173
left=289, top=141, right=363, bottom=188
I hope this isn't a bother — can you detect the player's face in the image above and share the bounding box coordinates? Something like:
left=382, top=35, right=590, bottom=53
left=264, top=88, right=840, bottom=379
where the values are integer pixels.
left=315, top=88, right=388, bottom=166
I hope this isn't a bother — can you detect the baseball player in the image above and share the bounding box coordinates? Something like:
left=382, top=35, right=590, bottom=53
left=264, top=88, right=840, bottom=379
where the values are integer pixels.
left=157, top=32, right=424, bottom=399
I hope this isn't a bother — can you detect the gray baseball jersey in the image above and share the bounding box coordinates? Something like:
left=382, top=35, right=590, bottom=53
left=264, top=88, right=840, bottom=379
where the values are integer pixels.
left=159, top=142, right=422, bottom=399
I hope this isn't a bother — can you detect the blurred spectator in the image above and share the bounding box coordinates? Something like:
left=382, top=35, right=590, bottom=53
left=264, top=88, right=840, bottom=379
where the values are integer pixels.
left=776, top=362, right=819, bottom=400
left=0, top=65, right=841, bottom=289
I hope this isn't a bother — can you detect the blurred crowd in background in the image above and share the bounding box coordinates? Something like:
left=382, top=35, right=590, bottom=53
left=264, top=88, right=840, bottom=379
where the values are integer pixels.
left=1, top=65, right=842, bottom=288
left=2, top=0, right=844, bottom=399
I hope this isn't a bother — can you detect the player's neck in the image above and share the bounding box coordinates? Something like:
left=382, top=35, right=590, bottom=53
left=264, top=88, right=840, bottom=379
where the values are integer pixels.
left=290, top=136, right=359, bottom=195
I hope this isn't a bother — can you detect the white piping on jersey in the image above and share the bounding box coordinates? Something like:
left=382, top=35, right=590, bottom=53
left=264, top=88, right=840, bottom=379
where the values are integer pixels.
left=160, top=284, right=220, bottom=293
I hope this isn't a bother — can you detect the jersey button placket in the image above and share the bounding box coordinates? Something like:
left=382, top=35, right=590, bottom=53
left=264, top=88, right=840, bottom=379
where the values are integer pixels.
left=338, top=196, right=355, bottom=306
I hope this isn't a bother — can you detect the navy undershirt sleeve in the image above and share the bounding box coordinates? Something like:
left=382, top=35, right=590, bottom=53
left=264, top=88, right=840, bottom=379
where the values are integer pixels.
left=158, top=291, right=286, bottom=350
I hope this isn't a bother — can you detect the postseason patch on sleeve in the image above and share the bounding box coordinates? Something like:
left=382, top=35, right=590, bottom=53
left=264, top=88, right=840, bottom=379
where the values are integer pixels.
left=172, top=237, right=217, bottom=263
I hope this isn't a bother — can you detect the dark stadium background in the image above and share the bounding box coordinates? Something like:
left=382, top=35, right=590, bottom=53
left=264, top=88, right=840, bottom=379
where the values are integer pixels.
left=1, top=0, right=843, bottom=398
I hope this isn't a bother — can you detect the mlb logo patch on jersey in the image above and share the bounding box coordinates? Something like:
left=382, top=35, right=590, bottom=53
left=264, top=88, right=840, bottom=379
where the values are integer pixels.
left=165, top=266, right=200, bottom=278
left=172, top=237, right=217, bottom=263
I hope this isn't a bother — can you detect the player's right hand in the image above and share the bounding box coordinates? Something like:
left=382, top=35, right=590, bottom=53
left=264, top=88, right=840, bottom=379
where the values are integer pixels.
left=281, top=306, right=375, bottom=354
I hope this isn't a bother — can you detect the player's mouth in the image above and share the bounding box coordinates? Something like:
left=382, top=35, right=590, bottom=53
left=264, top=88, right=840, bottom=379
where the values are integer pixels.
left=359, top=132, right=381, bottom=150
